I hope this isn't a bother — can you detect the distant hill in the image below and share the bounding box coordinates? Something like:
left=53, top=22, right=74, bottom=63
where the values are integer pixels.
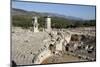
left=12, top=8, right=38, bottom=16
left=11, top=8, right=96, bottom=29
left=12, top=8, right=83, bottom=20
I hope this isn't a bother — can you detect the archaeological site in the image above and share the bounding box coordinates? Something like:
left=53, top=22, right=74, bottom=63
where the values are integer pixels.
left=11, top=1, right=96, bottom=66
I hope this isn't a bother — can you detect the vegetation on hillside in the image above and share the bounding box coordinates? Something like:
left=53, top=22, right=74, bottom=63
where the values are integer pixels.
left=12, top=15, right=96, bottom=29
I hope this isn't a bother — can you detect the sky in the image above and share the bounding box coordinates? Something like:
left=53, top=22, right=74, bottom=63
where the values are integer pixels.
left=12, top=1, right=96, bottom=20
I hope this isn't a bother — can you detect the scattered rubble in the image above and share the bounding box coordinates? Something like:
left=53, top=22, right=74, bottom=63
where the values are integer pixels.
left=12, top=16, right=96, bottom=66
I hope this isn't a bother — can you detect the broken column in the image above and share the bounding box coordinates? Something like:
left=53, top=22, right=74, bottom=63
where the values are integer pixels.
left=44, top=16, right=51, bottom=32
left=32, top=16, right=39, bottom=32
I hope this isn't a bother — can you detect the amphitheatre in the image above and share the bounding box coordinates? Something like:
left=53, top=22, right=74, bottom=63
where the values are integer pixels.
left=11, top=16, right=96, bottom=66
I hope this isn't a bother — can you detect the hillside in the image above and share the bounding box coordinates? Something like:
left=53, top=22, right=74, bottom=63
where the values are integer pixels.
left=11, top=8, right=96, bottom=29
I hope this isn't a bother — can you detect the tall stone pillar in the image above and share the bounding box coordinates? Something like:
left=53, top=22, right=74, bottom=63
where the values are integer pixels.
left=44, top=16, right=51, bottom=32
left=32, top=16, right=39, bottom=32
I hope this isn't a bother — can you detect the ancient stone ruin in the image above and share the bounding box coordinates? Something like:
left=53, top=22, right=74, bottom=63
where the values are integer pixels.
left=12, top=16, right=96, bottom=65
left=44, top=16, right=52, bottom=32
left=32, top=16, right=39, bottom=32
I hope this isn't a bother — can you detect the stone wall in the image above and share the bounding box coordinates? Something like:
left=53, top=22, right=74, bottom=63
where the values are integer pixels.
left=34, top=49, right=52, bottom=64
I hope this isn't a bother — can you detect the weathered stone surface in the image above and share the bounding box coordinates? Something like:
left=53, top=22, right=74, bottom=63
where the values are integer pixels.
left=12, top=27, right=96, bottom=65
